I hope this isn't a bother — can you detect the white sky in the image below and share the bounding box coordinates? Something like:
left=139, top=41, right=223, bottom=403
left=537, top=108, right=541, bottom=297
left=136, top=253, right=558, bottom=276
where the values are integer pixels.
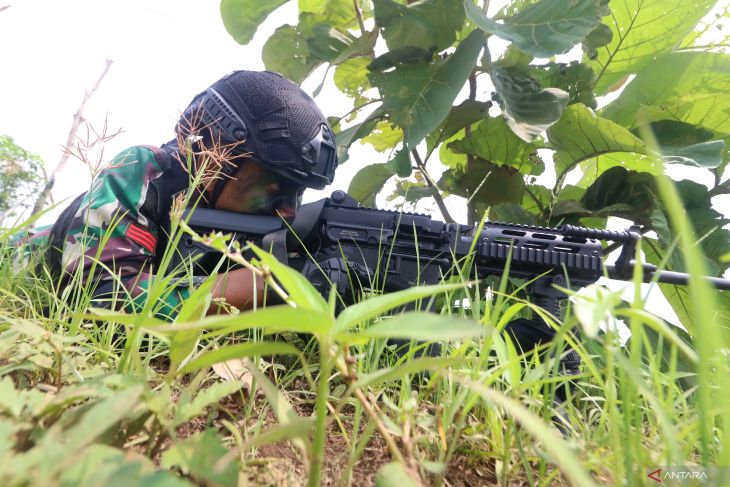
left=0, top=0, right=363, bottom=221
left=1, top=0, right=728, bottom=325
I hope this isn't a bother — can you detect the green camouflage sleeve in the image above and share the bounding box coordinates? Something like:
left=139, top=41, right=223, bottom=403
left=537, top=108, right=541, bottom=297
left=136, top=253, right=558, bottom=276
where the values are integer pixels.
left=58, top=146, right=196, bottom=319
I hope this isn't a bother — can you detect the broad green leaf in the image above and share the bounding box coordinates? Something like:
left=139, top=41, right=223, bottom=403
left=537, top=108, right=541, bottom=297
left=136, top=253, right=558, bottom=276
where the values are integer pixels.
left=588, top=0, right=717, bottom=94
left=550, top=199, right=591, bottom=219
left=490, top=64, right=569, bottom=142
left=652, top=281, right=730, bottom=337
left=304, top=21, right=354, bottom=62
left=335, top=115, right=380, bottom=163
left=368, top=46, right=437, bottom=71
left=489, top=202, right=537, bottom=225
left=44, top=385, right=143, bottom=453
left=299, top=0, right=359, bottom=31
left=332, top=29, right=379, bottom=64
left=60, top=444, right=193, bottom=487
left=0, top=420, right=17, bottom=459
left=439, top=162, right=526, bottom=212
left=529, top=61, right=597, bottom=109
left=361, top=121, right=404, bottom=153
left=521, top=183, right=553, bottom=218
left=580, top=167, right=656, bottom=221
left=250, top=244, right=330, bottom=313
left=582, top=22, right=613, bottom=50
left=661, top=140, right=725, bottom=169
left=334, top=57, right=372, bottom=106
left=177, top=342, right=301, bottom=376
left=652, top=180, right=730, bottom=275
left=385, top=178, right=434, bottom=206
left=576, top=152, right=661, bottom=189
left=262, top=25, right=321, bottom=84
left=386, top=149, right=411, bottom=178
left=374, top=0, right=465, bottom=52
left=374, top=462, right=421, bottom=487
left=0, top=377, right=23, bottom=418
left=354, top=312, right=484, bottom=340
left=572, top=285, right=624, bottom=338
left=347, top=163, right=396, bottom=207
left=438, top=129, right=468, bottom=168
left=635, top=120, right=716, bottom=148
left=547, top=103, right=656, bottom=180
left=369, top=30, right=485, bottom=149
left=465, top=0, right=603, bottom=58
left=220, top=0, right=288, bottom=45
left=161, top=430, right=238, bottom=487
left=447, top=116, right=544, bottom=175
left=175, top=381, right=244, bottom=425
left=425, top=100, right=491, bottom=154
left=334, top=282, right=468, bottom=334
left=602, top=52, right=730, bottom=136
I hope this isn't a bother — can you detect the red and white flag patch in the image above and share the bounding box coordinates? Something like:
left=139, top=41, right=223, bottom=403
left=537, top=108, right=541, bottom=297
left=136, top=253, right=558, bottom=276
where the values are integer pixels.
left=126, top=223, right=157, bottom=252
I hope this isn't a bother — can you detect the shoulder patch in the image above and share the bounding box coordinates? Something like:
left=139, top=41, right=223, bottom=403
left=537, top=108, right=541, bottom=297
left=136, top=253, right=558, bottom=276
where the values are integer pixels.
left=126, top=223, right=157, bottom=253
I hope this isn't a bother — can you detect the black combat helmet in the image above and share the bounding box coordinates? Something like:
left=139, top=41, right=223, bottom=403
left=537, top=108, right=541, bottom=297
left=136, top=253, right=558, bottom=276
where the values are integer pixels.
left=178, top=71, right=337, bottom=194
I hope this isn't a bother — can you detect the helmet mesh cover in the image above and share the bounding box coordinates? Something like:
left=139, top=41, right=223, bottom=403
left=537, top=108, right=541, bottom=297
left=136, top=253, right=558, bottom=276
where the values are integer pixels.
left=211, top=71, right=327, bottom=166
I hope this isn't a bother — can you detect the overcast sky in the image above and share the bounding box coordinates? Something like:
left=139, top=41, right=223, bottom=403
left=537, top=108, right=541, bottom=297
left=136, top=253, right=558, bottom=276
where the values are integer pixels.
left=0, top=0, right=370, bottom=220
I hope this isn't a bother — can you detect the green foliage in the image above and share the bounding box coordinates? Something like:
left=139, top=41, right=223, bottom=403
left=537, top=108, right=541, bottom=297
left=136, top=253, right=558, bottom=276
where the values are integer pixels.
left=447, top=116, right=544, bottom=175
left=587, top=0, right=717, bottom=94
left=220, top=0, right=730, bottom=331
left=262, top=25, right=321, bottom=84
left=0, top=136, right=44, bottom=221
left=465, top=0, right=605, bottom=58
left=369, top=30, right=485, bottom=149
left=220, top=0, right=288, bottom=45
left=348, top=163, right=395, bottom=206
left=547, top=103, right=656, bottom=180
left=489, top=64, right=569, bottom=142
left=374, top=0, right=465, bottom=52
left=602, top=51, right=730, bottom=136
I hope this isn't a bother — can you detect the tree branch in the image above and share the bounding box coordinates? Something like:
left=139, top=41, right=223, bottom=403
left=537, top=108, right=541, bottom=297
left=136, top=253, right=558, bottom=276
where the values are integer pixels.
left=352, top=0, right=366, bottom=33
left=465, top=72, right=478, bottom=225
left=31, top=59, right=113, bottom=216
left=411, top=149, right=455, bottom=223
left=524, top=185, right=545, bottom=216
left=333, top=98, right=383, bottom=126
left=709, top=179, right=730, bottom=198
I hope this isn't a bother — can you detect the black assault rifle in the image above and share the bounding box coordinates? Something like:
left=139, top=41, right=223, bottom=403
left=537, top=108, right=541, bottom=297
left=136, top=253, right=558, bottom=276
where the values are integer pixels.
left=176, top=190, right=730, bottom=306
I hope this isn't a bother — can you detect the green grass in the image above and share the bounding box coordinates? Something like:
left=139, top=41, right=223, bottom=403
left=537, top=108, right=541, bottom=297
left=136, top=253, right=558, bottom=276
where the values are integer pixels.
left=0, top=185, right=728, bottom=487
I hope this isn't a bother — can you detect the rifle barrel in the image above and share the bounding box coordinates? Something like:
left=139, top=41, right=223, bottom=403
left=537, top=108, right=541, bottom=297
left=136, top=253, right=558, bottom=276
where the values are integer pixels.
left=606, top=264, right=730, bottom=290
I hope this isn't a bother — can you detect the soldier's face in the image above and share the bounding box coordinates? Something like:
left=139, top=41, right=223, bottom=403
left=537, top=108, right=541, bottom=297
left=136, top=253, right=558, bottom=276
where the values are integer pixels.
left=214, top=160, right=302, bottom=218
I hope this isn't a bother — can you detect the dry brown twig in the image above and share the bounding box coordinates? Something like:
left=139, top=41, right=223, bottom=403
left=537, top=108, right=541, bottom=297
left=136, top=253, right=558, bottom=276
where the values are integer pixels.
left=31, top=59, right=114, bottom=215
left=173, top=103, right=252, bottom=205
left=61, top=118, right=124, bottom=178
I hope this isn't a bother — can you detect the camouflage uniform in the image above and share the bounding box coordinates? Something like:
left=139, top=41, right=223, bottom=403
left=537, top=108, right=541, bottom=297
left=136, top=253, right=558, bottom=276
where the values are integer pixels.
left=14, top=143, right=200, bottom=318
